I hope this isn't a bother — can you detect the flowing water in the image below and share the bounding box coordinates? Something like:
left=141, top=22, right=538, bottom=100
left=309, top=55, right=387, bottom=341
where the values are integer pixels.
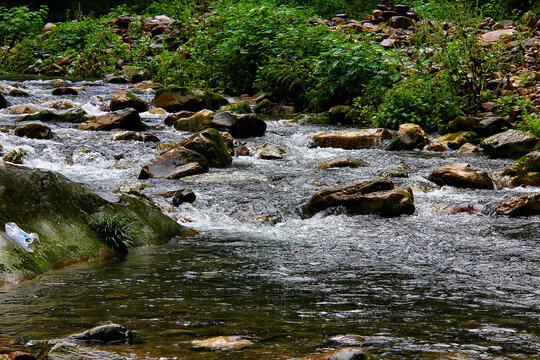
left=0, top=79, right=539, bottom=359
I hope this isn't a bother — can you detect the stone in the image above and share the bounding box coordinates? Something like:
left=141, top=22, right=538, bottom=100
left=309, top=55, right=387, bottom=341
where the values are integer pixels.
left=381, top=38, right=397, bottom=48
left=327, top=105, right=360, bottom=124
left=8, top=89, right=29, bottom=97
left=6, top=351, right=36, bottom=360
left=445, top=116, right=512, bottom=137
left=172, top=189, right=196, bottom=206
left=520, top=11, right=537, bottom=28
left=428, top=163, right=494, bottom=189
left=77, top=108, right=146, bottom=131
left=141, top=133, right=160, bottom=142
left=202, top=111, right=267, bottom=138
left=254, top=98, right=273, bottom=114
left=310, top=129, right=394, bottom=149
left=173, top=109, right=214, bottom=132
left=494, top=194, right=540, bottom=216
left=317, top=158, right=367, bottom=170
left=14, top=123, right=53, bottom=139
left=378, top=169, right=408, bottom=178
left=109, top=92, right=148, bottom=113
left=164, top=110, right=195, bottom=126
left=191, top=336, right=254, bottom=350
left=388, top=16, right=414, bottom=29
left=179, top=128, right=232, bottom=167
left=2, top=149, right=24, bottom=164
left=45, top=341, right=134, bottom=360
left=427, top=142, right=448, bottom=152
left=67, top=323, right=132, bottom=343
left=113, top=131, right=141, bottom=141
left=138, top=146, right=208, bottom=179
left=152, top=86, right=228, bottom=112
left=481, top=29, right=517, bottom=44
left=257, top=143, right=286, bottom=160
left=0, top=93, right=7, bottom=109
left=19, top=109, right=87, bottom=123
left=386, top=123, right=429, bottom=151
left=502, top=151, right=540, bottom=186
left=307, top=178, right=415, bottom=217
left=437, top=131, right=479, bottom=150
left=302, top=346, right=372, bottom=360
left=115, top=14, right=133, bottom=29
left=480, top=129, right=540, bottom=159
left=235, top=145, right=249, bottom=156
left=456, top=143, right=482, bottom=154
left=51, top=87, right=78, bottom=96
left=221, top=132, right=234, bottom=155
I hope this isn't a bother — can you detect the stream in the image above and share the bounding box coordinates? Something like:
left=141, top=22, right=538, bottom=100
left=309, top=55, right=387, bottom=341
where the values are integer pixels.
left=0, top=78, right=539, bottom=359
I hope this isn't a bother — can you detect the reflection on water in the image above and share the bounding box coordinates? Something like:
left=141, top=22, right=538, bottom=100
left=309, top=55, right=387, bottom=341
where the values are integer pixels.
left=0, top=79, right=539, bottom=359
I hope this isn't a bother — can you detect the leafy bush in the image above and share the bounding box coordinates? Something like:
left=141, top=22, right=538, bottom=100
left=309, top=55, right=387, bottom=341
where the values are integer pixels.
left=87, top=213, right=140, bottom=253
left=0, top=5, right=48, bottom=47
left=495, top=96, right=540, bottom=137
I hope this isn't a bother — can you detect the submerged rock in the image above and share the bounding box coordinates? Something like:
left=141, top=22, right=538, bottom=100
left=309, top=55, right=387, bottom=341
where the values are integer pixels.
left=19, top=108, right=87, bottom=123
left=138, top=146, right=208, bottom=179
left=191, top=336, right=254, bottom=350
left=301, top=346, right=373, bottom=360
left=307, top=178, right=415, bottom=217
left=14, top=123, right=53, bottom=139
left=67, top=323, right=132, bottom=343
left=317, top=158, right=367, bottom=170
left=480, top=129, right=539, bottom=159
left=77, top=108, right=146, bottom=131
left=502, top=151, right=540, bottom=186
left=179, top=128, right=232, bottom=167
left=109, top=92, right=148, bottom=113
left=494, top=194, right=540, bottom=216
left=428, top=163, right=494, bottom=189
left=152, top=86, right=228, bottom=112
left=44, top=341, right=134, bottom=360
left=311, top=129, right=393, bottom=149
left=386, top=123, right=429, bottom=151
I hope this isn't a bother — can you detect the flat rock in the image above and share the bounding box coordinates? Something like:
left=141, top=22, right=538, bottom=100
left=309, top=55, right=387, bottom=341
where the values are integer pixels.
left=152, top=86, right=228, bottom=112
left=257, top=143, right=286, bottom=160
left=45, top=341, right=134, bottom=360
left=480, top=129, right=539, bottom=159
left=51, top=87, right=78, bottom=96
left=428, top=163, right=494, bottom=189
left=317, top=158, right=367, bottom=170
left=77, top=108, right=146, bottom=131
left=19, top=109, right=86, bottom=123
left=311, top=129, right=394, bottom=149
left=191, top=336, right=254, bottom=350
left=139, top=146, right=208, bottom=179
left=173, top=109, right=214, bottom=131
left=481, top=29, right=517, bottom=44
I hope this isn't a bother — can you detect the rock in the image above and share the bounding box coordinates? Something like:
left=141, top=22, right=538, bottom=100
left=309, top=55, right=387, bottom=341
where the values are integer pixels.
left=480, top=129, right=540, bottom=159
left=221, top=132, right=234, bottom=155
left=173, top=109, right=214, bottom=131
left=456, top=143, right=482, bottom=154
left=202, top=111, right=267, bottom=138
left=141, top=133, right=160, bottom=142
left=152, top=86, right=228, bottom=112
left=307, top=178, right=415, bottom=217
left=427, top=142, right=448, bottom=152
left=310, top=129, right=394, bottom=149
left=114, top=131, right=141, bottom=141
left=502, top=151, right=540, bottom=186
left=235, top=145, right=249, bottom=156
left=104, top=75, right=130, bottom=84
left=444, top=116, right=512, bottom=137
left=44, top=341, right=134, bottom=360
left=164, top=110, right=195, bottom=126
left=254, top=98, right=273, bottom=114
left=301, top=346, right=372, bottom=360
left=378, top=169, right=408, bottom=178
left=68, top=323, right=132, bottom=343
left=14, top=123, right=53, bottom=139
left=8, top=104, right=40, bottom=115
left=521, top=11, right=537, bottom=28
left=437, top=131, right=478, bottom=150
left=19, top=109, right=87, bottom=123
left=138, top=146, right=208, bottom=179
left=8, top=89, right=29, bottom=97
left=494, top=194, right=540, bottom=216
left=0, top=93, right=7, bottom=109
left=109, top=92, right=148, bottom=113
left=428, top=163, right=494, bottom=189
left=191, top=336, right=254, bottom=350
left=328, top=106, right=360, bottom=124
left=172, top=189, right=196, bottom=206
left=317, top=158, right=367, bottom=170
left=2, top=149, right=24, bottom=164
left=77, top=108, right=146, bottom=131
left=51, top=87, right=78, bottom=96
left=0, top=163, right=193, bottom=284
left=178, top=128, right=232, bottom=167
left=388, top=16, right=414, bottom=29
left=257, top=143, right=286, bottom=160
left=481, top=29, right=517, bottom=44
left=115, top=14, right=133, bottom=29
left=380, top=38, right=397, bottom=48
left=6, top=351, right=36, bottom=360
left=129, top=68, right=151, bottom=83
left=386, top=123, right=429, bottom=151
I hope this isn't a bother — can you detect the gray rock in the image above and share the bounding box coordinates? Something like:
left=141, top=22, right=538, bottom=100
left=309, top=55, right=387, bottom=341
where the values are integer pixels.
left=257, top=143, right=286, bottom=160
left=139, top=146, right=209, bottom=179
left=46, top=341, right=135, bottom=360
left=428, top=163, right=494, bottom=189
left=481, top=129, right=540, bottom=159
left=204, top=111, right=266, bottom=138
left=152, top=86, right=228, bottom=112
left=68, top=323, right=132, bottom=343
left=77, top=109, right=146, bottom=131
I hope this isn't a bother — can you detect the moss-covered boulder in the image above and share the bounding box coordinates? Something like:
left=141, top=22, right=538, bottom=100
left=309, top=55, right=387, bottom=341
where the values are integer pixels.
left=480, top=129, right=540, bottom=159
left=254, top=98, right=273, bottom=114
left=152, top=86, right=229, bottom=112
left=502, top=151, right=540, bottom=186
left=444, top=115, right=513, bottom=137
left=386, top=123, right=429, bottom=151
left=19, top=108, right=87, bottom=123
left=327, top=105, right=361, bottom=125
left=437, top=131, right=478, bottom=150
left=109, top=92, right=149, bottom=113
left=0, top=163, right=193, bottom=284
left=179, top=128, right=232, bottom=167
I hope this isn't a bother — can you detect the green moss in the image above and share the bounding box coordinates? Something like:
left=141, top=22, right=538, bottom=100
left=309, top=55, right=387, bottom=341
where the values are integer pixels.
left=292, top=113, right=330, bottom=125
left=221, top=102, right=251, bottom=114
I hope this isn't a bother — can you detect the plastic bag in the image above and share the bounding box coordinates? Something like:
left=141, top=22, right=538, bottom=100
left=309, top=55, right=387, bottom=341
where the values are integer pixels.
left=4, top=222, right=38, bottom=253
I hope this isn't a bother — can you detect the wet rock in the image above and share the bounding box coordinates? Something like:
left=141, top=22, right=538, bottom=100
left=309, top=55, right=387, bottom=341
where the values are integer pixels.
left=113, top=131, right=141, bottom=141
left=301, top=346, right=372, bottom=360
left=8, top=89, right=29, bottom=97
left=494, top=194, right=540, bottom=216
left=428, top=163, right=494, bottom=189
left=235, top=145, right=250, bottom=156
left=254, top=98, right=272, bottom=114
left=109, top=92, right=148, bottom=113
left=451, top=203, right=482, bottom=215
left=386, top=123, right=429, bottom=151
left=444, top=116, right=511, bottom=137
left=307, top=178, right=415, bottom=217
left=437, top=131, right=478, bottom=150
left=8, top=104, right=40, bottom=115
left=141, top=133, right=160, bottom=143
left=480, top=129, right=540, bottom=159
left=164, top=110, right=195, bottom=126
left=67, top=323, right=132, bottom=343
left=388, top=16, right=414, bottom=29
left=139, top=146, right=208, bottom=179
left=317, top=157, right=367, bottom=170
left=0, top=93, right=7, bottom=109
left=19, top=109, right=86, bottom=123
left=77, top=108, right=146, bottom=131
left=257, top=143, right=286, bottom=160
left=221, top=132, right=234, bottom=155
left=172, top=189, right=196, bottom=206
left=427, top=142, right=448, bottom=152
left=45, top=341, right=134, bottom=360
left=202, top=111, right=267, bottom=138
left=152, top=86, right=228, bottom=112
left=14, top=123, right=53, bottom=139
left=129, top=68, right=151, bottom=83
left=173, top=109, right=214, bottom=131
left=329, top=334, right=366, bottom=346
left=51, top=87, right=78, bottom=96
left=378, top=169, right=408, bottom=178
left=311, top=129, right=394, bottom=149
left=481, top=29, right=517, bottom=44
left=327, top=105, right=360, bottom=124
left=2, top=149, right=24, bottom=164
left=502, top=151, right=540, bottom=186
left=104, top=75, right=130, bottom=84
left=179, top=128, right=232, bottom=167
left=191, top=336, right=254, bottom=350
left=5, top=351, right=36, bottom=360
left=456, top=143, right=482, bottom=154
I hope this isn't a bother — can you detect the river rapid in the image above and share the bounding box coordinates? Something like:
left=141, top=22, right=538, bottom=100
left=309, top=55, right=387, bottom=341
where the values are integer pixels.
left=0, top=79, right=539, bottom=359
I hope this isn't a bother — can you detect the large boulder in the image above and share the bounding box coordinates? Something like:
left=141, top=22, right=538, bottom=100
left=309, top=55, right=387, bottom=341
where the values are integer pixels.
left=67, top=323, right=132, bottom=343
left=152, top=86, right=229, bottom=112
left=77, top=108, right=146, bottom=131
left=179, top=128, right=232, bottom=167
left=109, top=92, right=148, bottom=113
left=307, top=178, right=415, bottom=217
left=0, top=93, right=8, bottom=109
left=428, top=163, right=494, bottom=189
left=19, top=109, right=87, bottom=123
left=494, top=194, right=540, bottom=216
left=14, top=123, right=53, bottom=139
left=302, top=346, right=372, bottom=360
left=310, top=129, right=394, bottom=149
left=202, top=111, right=267, bottom=138
left=444, top=116, right=513, bottom=137
left=480, top=129, right=540, bottom=159
left=0, top=163, right=193, bottom=284
left=138, top=146, right=209, bottom=179
left=386, top=123, right=429, bottom=151
left=173, top=109, right=214, bottom=131
left=502, top=151, right=540, bottom=186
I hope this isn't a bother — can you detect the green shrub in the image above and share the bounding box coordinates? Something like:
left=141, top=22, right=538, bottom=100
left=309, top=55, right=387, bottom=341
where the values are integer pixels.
left=0, top=5, right=48, bottom=47
left=495, top=96, right=540, bottom=137
left=87, top=213, right=140, bottom=253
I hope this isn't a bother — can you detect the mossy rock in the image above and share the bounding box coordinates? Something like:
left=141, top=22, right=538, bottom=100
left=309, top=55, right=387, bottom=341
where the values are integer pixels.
left=153, top=86, right=229, bottom=112
left=220, top=102, right=251, bottom=114
left=8, top=89, right=30, bottom=97
left=292, top=113, right=331, bottom=125
left=179, top=128, right=232, bottom=168
left=254, top=99, right=273, bottom=114
left=19, top=108, right=87, bottom=123
left=502, top=151, right=540, bottom=186
left=0, top=164, right=194, bottom=284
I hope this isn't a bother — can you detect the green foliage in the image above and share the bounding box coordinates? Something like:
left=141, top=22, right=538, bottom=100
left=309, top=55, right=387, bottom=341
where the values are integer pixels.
left=495, top=96, right=540, bottom=137
left=0, top=5, right=48, bottom=46
left=87, top=213, right=140, bottom=253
